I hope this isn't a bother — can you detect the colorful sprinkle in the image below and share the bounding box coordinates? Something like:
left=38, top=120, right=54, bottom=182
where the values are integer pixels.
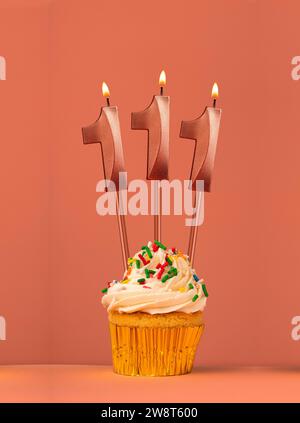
left=156, top=268, right=165, bottom=279
left=179, top=287, right=186, bottom=293
left=142, top=246, right=153, bottom=259
left=171, top=247, right=176, bottom=254
left=161, top=274, right=170, bottom=283
left=136, top=260, right=141, bottom=269
left=188, top=283, right=194, bottom=290
left=192, top=294, right=199, bottom=302
left=154, top=240, right=167, bottom=250
left=172, top=268, right=178, bottom=276
left=166, top=256, right=172, bottom=266
left=149, top=270, right=156, bottom=275
left=202, top=284, right=209, bottom=297
left=156, top=262, right=168, bottom=270
left=193, top=274, right=199, bottom=282
left=145, top=269, right=150, bottom=278
left=101, top=288, right=108, bottom=294
left=168, top=267, right=178, bottom=276
left=152, top=243, right=159, bottom=252
left=143, top=286, right=151, bottom=289
left=138, top=253, right=150, bottom=266
left=121, top=279, right=129, bottom=284
left=137, top=278, right=146, bottom=283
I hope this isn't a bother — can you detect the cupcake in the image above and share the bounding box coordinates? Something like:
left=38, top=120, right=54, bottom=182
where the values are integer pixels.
left=101, top=241, right=208, bottom=376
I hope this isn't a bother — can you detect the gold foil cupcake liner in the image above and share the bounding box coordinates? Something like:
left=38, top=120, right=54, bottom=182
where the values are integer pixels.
left=109, top=322, right=204, bottom=376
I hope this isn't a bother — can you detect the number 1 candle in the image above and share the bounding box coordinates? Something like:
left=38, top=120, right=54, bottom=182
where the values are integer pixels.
left=131, top=70, right=170, bottom=242
left=180, top=83, right=222, bottom=264
left=82, top=82, right=130, bottom=270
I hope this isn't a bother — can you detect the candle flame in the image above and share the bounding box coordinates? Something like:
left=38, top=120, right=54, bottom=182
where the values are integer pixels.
left=159, top=70, right=166, bottom=86
left=102, top=81, right=110, bottom=98
left=211, top=82, right=219, bottom=99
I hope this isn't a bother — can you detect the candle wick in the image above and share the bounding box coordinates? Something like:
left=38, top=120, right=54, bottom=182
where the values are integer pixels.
left=213, top=98, right=216, bottom=108
left=106, top=97, right=110, bottom=107
left=160, top=86, right=163, bottom=96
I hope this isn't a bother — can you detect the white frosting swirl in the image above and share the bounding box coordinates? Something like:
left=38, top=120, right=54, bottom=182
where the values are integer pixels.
left=102, top=241, right=207, bottom=314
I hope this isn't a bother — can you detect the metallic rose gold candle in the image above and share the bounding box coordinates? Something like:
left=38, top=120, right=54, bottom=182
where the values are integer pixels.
left=131, top=70, right=170, bottom=241
left=180, top=83, right=222, bottom=264
left=82, top=82, right=130, bottom=270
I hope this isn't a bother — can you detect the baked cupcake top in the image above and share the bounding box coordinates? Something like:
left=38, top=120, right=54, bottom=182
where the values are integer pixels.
left=101, top=241, right=208, bottom=314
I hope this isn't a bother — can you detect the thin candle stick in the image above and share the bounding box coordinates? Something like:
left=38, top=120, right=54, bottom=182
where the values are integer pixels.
left=153, top=181, right=162, bottom=241
left=188, top=191, right=202, bottom=265
left=103, top=180, right=129, bottom=271
left=115, top=193, right=130, bottom=269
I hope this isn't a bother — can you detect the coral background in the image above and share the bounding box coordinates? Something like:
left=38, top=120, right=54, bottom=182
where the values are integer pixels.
left=1, top=0, right=300, bottom=366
